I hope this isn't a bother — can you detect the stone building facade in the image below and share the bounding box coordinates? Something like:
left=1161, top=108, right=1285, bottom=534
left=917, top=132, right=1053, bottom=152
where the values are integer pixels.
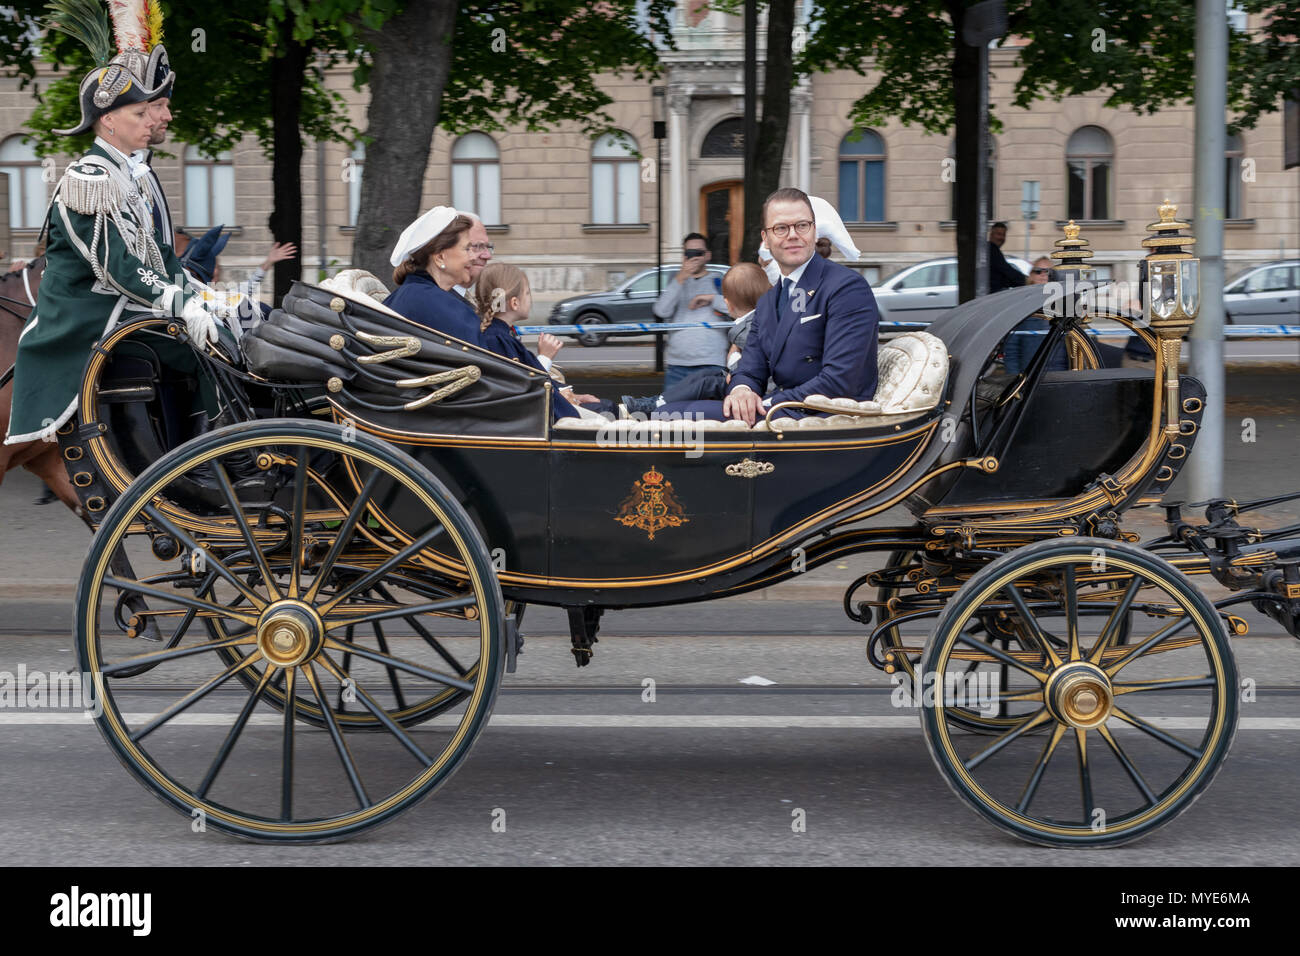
left=0, top=3, right=1294, bottom=299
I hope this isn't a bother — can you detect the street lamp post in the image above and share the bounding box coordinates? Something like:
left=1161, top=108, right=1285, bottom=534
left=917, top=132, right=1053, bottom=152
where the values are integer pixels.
left=653, top=86, right=667, bottom=374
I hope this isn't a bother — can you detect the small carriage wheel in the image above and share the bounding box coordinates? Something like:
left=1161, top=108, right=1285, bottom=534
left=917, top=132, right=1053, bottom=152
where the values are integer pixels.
left=921, top=538, right=1237, bottom=847
left=875, top=550, right=1037, bottom=735
left=76, top=419, right=505, bottom=843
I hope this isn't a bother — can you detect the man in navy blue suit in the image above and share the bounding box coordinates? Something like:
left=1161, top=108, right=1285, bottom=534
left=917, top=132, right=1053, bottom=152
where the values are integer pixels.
left=658, top=187, right=879, bottom=425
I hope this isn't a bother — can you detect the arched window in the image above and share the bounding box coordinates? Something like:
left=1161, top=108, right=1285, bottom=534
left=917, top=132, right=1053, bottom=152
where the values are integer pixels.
left=451, top=133, right=500, bottom=225
left=591, top=131, right=639, bottom=224
left=839, top=129, right=885, bottom=222
left=1066, top=126, right=1113, bottom=220
left=183, top=145, right=235, bottom=227
left=0, top=136, right=47, bottom=229
left=1225, top=132, right=1243, bottom=220
left=347, top=142, right=365, bottom=227
left=701, top=118, right=744, bottom=158
left=947, top=136, right=996, bottom=222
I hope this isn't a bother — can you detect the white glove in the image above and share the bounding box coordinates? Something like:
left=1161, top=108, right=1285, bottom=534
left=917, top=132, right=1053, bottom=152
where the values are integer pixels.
left=182, top=296, right=219, bottom=348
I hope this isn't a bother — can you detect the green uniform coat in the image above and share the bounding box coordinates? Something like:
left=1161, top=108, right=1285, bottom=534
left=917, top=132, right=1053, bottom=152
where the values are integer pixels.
left=4, top=140, right=196, bottom=444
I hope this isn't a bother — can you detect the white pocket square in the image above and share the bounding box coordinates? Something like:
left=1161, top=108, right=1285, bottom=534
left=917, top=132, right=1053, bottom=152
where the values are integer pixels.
left=799, top=313, right=822, bottom=324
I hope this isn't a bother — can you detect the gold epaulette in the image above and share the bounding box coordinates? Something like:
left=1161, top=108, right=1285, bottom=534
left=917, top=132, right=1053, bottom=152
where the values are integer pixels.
left=58, top=160, right=126, bottom=216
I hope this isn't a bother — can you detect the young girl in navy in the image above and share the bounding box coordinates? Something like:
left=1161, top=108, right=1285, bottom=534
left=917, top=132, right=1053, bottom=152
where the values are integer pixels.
left=473, top=262, right=580, bottom=419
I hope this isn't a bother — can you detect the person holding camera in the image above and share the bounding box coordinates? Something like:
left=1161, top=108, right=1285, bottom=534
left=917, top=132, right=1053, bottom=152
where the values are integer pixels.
left=652, top=232, right=728, bottom=389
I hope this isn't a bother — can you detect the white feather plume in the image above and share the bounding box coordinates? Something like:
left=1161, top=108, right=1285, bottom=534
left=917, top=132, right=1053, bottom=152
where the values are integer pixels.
left=108, top=0, right=149, bottom=53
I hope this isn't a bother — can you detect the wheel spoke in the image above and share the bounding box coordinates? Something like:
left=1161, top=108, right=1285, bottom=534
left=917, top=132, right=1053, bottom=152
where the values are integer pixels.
left=1002, top=584, right=1063, bottom=668
left=1113, top=676, right=1217, bottom=695
left=953, top=630, right=1049, bottom=682
left=317, top=522, right=448, bottom=614
left=212, top=462, right=283, bottom=602
left=316, top=653, right=434, bottom=767
left=1096, top=723, right=1158, bottom=806
left=337, top=626, right=354, bottom=714
left=288, top=447, right=310, bottom=598
left=1105, top=613, right=1196, bottom=677
left=963, top=708, right=1052, bottom=771
left=323, top=594, right=476, bottom=632
left=1062, top=565, right=1081, bottom=662
left=196, top=666, right=276, bottom=799
left=100, top=632, right=257, bottom=677
left=372, top=581, right=470, bottom=676
left=1088, top=575, right=1143, bottom=665
left=105, top=575, right=260, bottom=629
left=371, top=621, right=408, bottom=711
left=1110, top=706, right=1204, bottom=760
left=321, top=637, right=476, bottom=692
left=303, top=662, right=371, bottom=810
left=141, top=506, right=268, bottom=612
left=1076, top=728, right=1095, bottom=823
left=281, top=665, right=296, bottom=821
left=130, top=652, right=263, bottom=742
left=304, top=468, right=384, bottom=603
left=1016, top=722, right=1068, bottom=814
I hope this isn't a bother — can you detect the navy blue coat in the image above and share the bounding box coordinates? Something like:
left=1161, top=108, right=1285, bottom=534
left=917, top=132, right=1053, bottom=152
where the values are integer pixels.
left=384, top=270, right=482, bottom=344
left=729, top=252, right=880, bottom=405
left=480, top=318, right=579, bottom=419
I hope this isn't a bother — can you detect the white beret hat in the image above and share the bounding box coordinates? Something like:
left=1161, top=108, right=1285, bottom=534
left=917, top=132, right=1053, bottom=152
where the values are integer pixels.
left=390, top=205, right=459, bottom=267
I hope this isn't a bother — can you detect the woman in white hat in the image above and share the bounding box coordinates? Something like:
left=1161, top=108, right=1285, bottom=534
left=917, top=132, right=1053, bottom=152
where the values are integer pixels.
left=384, top=206, right=482, bottom=343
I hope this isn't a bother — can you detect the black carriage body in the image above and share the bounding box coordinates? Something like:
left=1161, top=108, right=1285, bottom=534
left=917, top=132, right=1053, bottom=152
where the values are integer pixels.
left=63, top=282, right=1202, bottom=610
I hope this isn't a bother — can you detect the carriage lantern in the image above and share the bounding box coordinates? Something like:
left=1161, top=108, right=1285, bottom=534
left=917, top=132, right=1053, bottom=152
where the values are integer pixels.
left=1140, top=199, right=1201, bottom=434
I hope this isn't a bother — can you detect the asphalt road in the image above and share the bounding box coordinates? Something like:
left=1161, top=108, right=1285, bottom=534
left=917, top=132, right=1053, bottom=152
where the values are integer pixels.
left=2, top=364, right=1299, bottom=865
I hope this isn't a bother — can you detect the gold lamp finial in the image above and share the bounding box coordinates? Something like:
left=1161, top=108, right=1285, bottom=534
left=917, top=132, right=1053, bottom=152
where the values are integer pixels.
left=1063, top=220, right=1080, bottom=241
left=1158, top=198, right=1177, bottom=224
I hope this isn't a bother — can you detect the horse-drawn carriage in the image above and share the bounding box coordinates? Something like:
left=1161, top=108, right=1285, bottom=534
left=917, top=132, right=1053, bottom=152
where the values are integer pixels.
left=47, top=207, right=1300, bottom=846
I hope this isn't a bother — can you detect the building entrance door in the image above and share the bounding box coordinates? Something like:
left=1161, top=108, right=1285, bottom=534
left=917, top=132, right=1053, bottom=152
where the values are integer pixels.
left=699, top=181, right=742, bottom=266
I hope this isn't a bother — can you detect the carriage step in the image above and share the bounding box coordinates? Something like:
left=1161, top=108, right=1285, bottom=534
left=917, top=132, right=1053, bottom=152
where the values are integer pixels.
left=566, top=606, right=603, bottom=668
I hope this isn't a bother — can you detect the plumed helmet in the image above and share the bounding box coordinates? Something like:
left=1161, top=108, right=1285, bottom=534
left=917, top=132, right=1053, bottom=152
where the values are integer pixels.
left=46, top=0, right=174, bottom=136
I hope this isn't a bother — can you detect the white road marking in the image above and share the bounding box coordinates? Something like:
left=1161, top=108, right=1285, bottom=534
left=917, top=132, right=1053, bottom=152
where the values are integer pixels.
left=0, top=714, right=1297, bottom=729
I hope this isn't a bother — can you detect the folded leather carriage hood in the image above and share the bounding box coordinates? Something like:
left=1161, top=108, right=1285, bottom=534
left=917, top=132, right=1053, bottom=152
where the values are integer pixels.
left=244, top=281, right=550, bottom=438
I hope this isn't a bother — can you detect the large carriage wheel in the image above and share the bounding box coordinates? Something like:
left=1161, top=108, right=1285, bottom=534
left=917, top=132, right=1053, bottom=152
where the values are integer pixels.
left=920, top=538, right=1237, bottom=847
left=76, top=420, right=505, bottom=842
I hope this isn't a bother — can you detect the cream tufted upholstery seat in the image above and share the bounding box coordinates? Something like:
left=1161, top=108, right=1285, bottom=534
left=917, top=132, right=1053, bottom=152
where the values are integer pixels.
left=556, top=331, right=949, bottom=433
left=319, top=269, right=399, bottom=316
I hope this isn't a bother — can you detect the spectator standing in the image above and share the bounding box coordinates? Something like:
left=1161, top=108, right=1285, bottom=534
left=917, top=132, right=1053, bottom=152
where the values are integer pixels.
left=988, top=221, right=1026, bottom=293
left=1003, top=256, right=1068, bottom=374
left=653, top=232, right=728, bottom=389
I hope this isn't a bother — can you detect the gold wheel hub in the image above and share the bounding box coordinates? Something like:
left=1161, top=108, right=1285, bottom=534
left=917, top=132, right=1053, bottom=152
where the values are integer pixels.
left=1045, top=662, right=1114, bottom=729
left=256, top=601, right=324, bottom=667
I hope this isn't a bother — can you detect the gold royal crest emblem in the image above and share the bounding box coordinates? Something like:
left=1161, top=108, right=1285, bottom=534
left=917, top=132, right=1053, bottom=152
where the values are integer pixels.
left=614, top=466, right=689, bottom=540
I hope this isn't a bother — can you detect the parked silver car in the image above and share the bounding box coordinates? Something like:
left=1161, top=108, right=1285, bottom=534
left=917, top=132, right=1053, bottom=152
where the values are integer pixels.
left=1224, top=261, right=1299, bottom=324
left=872, top=256, right=1032, bottom=325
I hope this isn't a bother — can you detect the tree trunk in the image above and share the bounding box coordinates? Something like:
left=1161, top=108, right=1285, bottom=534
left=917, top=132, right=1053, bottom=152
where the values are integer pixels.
left=950, top=0, right=982, bottom=304
left=353, top=0, right=460, bottom=283
left=269, top=14, right=310, bottom=307
left=743, top=0, right=796, bottom=264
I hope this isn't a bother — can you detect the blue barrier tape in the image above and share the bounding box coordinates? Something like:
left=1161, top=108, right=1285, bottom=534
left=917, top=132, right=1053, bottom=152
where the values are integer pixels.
left=518, top=320, right=1300, bottom=339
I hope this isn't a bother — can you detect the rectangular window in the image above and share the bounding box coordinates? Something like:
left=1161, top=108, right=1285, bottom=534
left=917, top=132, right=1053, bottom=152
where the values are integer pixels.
left=184, top=165, right=209, bottom=226
left=863, top=160, right=884, bottom=221
left=451, top=164, right=475, bottom=215
left=212, top=164, right=236, bottom=225
left=1091, top=163, right=1109, bottom=219
left=838, top=161, right=860, bottom=221
left=1067, top=161, right=1087, bottom=219
left=591, top=163, right=614, bottom=223
left=477, top=163, right=501, bottom=224
left=21, top=167, right=44, bottom=228
left=615, top=161, right=638, bottom=223
left=1225, top=158, right=1241, bottom=219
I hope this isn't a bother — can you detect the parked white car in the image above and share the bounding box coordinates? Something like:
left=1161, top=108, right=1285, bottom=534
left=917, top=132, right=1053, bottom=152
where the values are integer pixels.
left=1223, top=261, right=1299, bottom=324
left=872, top=256, right=1032, bottom=325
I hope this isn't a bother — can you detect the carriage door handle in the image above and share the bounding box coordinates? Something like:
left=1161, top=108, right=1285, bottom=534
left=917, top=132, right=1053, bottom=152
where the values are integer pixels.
left=725, top=458, right=775, bottom=478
